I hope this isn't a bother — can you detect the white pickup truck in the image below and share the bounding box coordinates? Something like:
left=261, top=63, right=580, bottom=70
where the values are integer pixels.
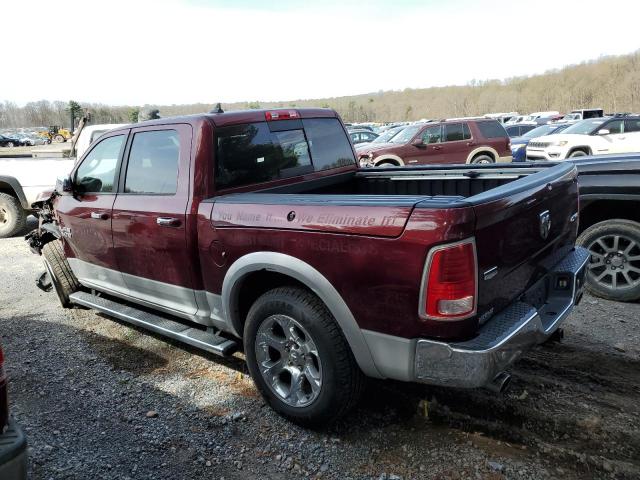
left=0, top=158, right=74, bottom=237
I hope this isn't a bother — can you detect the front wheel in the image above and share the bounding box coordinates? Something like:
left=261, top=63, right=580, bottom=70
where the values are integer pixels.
left=244, top=287, right=364, bottom=427
left=577, top=219, right=640, bottom=302
left=569, top=150, right=588, bottom=158
left=42, top=240, right=80, bottom=308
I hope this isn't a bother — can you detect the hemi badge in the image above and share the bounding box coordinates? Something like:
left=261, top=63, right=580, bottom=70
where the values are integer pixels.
left=570, top=212, right=578, bottom=223
left=483, top=266, right=498, bottom=281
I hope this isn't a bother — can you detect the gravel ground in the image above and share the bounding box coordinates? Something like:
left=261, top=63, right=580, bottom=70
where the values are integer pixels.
left=1, top=235, right=639, bottom=480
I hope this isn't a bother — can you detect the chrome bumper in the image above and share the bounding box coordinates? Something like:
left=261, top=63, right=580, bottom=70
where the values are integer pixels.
left=414, top=247, right=590, bottom=388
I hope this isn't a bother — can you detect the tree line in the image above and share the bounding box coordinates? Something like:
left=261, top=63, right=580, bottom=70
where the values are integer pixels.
left=2, top=50, right=639, bottom=129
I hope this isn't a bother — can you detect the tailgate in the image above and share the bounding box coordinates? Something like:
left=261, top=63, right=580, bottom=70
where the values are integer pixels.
left=210, top=193, right=425, bottom=237
left=471, top=163, right=579, bottom=321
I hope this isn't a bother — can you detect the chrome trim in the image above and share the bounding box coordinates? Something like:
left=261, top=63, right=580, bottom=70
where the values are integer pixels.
left=418, top=237, right=478, bottom=321
left=222, top=251, right=383, bottom=378
left=413, top=247, right=590, bottom=388
left=483, top=266, right=498, bottom=281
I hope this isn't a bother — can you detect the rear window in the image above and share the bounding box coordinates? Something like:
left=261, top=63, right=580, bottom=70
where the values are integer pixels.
left=215, top=118, right=354, bottom=190
left=444, top=123, right=471, bottom=142
left=476, top=120, right=508, bottom=139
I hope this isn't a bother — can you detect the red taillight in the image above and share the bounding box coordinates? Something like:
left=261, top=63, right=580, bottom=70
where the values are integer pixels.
left=421, top=240, right=477, bottom=320
left=265, top=110, right=300, bottom=121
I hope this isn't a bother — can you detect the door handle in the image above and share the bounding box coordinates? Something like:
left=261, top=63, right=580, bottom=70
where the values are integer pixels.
left=433, top=145, right=442, bottom=150
left=90, top=212, right=109, bottom=220
left=466, top=141, right=475, bottom=146
left=157, top=217, right=181, bottom=227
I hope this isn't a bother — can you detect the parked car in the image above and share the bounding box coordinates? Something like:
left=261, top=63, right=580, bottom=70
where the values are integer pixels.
left=28, top=108, right=588, bottom=427
left=354, top=125, right=405, bottom=150
left=349, top=129, right=379, bottom=145
left=0, top=135, right=26, bottom=148
left=504, top=123, right=538, bottom=138
left=358, top=118, right=512, bottom=167
left=0, top=341, right=28, bottom=479
left=526, top=116, right=640, bottom=161
left=510, top=123, right=571, bottom=162
left=574, top=154, right=640, bottom=301
left=561, top=109, right=604, bottom=122
left=0, top=158, right=74, bottom=237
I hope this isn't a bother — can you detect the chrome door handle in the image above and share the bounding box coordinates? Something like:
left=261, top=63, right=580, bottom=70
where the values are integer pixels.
left=90, top=212, right=109, bottom=220
left=157, top=217, right=181, bottom=227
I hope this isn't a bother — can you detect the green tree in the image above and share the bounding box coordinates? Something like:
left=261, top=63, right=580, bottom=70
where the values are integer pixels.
left=128, top=108, right=140, bottom=123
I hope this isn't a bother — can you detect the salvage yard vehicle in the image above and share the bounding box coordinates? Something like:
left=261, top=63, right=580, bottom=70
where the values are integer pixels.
left=0, top=158, right=74, bottom=237
left=526, top=116, right=640, bottom=161
left=27, top=108, right=588, bottom=426
left=574, top=154, right=640, bottom=301
left=357, top=118, right=512, bottom=167
left=0, top=341, right=28, bottom=480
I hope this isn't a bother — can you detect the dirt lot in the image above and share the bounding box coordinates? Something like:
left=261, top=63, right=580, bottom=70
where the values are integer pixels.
left=1, top=236, right=639, bottom=480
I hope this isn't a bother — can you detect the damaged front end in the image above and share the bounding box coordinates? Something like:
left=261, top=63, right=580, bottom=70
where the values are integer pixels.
left=25, top=189, right=60, bottom=292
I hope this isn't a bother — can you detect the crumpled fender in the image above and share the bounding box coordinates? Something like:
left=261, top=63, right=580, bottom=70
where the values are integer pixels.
left=31, top=189, right=56, bottom=209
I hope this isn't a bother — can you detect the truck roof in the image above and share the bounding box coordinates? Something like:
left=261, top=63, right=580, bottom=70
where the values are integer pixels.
left=111, top=108, right=340, bottom=131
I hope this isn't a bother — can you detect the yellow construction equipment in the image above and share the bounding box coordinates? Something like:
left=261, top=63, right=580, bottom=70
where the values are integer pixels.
left=37, top=126, right=73, bottom=144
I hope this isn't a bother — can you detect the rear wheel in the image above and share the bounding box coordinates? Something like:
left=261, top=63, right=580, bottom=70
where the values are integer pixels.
left=577, top=219, right=640, bottom=302
left=0, top=193, right=26, bottom=238
left=42, top=240, right=81, bottom=308
left=471, top=153, right=494, bottom=164
left=244, top=286, right=365, bottom=427
left=376, top=161, right=397, bottom=167
left=53, top=134, right=65, bottom=143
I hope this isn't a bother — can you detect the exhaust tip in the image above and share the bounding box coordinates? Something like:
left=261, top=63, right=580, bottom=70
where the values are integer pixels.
left=486, top=372, right=512, bottom=393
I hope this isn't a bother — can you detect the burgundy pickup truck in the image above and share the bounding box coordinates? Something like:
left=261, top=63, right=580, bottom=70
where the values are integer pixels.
left=28, top=108, right=589, bottom=426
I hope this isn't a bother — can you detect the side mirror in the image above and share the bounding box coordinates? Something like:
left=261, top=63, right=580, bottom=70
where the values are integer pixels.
left=56, top=175, right=73, bottom=193
left=412, top=137, right=425, bottom=147
left=597, top=129, right=610, bottom=136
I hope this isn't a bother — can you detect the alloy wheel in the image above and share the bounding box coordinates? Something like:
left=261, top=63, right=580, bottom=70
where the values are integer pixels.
left=587, top=234, right=640, bottom=290
left=255, top=314, right=322, bottom=408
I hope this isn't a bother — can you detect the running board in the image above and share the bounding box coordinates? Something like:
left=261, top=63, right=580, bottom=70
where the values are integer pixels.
left=69, top=291, right=238, bottom=356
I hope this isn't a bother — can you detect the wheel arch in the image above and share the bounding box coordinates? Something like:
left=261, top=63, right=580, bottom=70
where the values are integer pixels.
left=0, top=176, right=29, bottom=210
left=221, top=251, right=382, bottom=378
left=568, top=146, right=592, bottom=156
left=465, top=146, right=498, bottom=163
left=579, top=198, right=640, bottom=235
left=373, top=154, right=404, bottom=166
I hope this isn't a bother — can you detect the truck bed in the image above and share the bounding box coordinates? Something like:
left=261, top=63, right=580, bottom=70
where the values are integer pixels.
left=206, top=162, right=579, bottom=340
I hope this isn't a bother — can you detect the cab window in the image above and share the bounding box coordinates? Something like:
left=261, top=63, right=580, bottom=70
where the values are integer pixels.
left=124, top=130, right=180, bottom=195
left=75, top=135, right=124, bottom=193
left=422, top=125, right=442, bottom=144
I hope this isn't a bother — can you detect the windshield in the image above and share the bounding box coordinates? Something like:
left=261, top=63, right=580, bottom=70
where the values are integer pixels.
left=562, top=118, right=607, bottom=135
left=372, top=127, right=402, bottom=143
left=389, top=125, right=421, bottom=144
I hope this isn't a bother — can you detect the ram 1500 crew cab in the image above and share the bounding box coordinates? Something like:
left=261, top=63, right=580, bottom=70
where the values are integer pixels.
left=28, top=109, right=589, bottom=426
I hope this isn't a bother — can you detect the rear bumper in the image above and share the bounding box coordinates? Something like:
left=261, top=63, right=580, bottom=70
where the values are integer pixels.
left=0, top=420, right=27, bottom=480
left=413, top=246, right=590, bottom=388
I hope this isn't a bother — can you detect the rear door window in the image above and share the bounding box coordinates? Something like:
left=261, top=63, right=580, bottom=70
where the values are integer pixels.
left=124, top=130, right=180, bottom=194
left=625, top=119, right=640, bottom=132
left=476, top=120, right=508, bottom=139
left=443, top=123, right=470, bottom=142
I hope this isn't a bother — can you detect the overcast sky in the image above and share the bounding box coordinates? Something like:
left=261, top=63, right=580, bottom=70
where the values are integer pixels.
left=2, top=0, right=639, bottom=106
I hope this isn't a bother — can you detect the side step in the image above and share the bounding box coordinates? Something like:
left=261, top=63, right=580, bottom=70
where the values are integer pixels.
left=69, top=291, right=238, bottom=356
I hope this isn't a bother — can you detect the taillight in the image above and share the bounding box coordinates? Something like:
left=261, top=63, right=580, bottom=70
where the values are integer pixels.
left=265, top=110, right=300, bottom=121
left=420, top=239, right=477, bottom=321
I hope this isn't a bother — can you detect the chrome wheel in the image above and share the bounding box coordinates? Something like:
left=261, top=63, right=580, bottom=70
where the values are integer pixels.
left=255, top=314, right=322, bottom=408
left=587, top=234, right=640, bottom=290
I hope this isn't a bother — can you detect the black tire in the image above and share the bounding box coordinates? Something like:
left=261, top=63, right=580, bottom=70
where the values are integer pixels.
left=0, top=193, right=27, bottom=238
left=42, top=240, right=80, bottom=308
left=471, top=153, right=494, bottom=164
left=577, top=219, right=640, bottom=302
left=569, top=150, right=587, bottom=158
left=53, top=134, right=65, bottom=143
left=244, top=286, right=365, bottom=427
left=376, top=161, right=397, bottom=167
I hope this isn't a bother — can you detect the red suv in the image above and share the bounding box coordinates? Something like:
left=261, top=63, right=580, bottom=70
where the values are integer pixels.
left=357, top=119, right=512, bottom=167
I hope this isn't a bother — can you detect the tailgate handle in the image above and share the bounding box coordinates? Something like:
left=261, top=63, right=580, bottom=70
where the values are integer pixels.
left=90, top=212, right=109, bottom=220
left=157, top=217, right=181, bottom=227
